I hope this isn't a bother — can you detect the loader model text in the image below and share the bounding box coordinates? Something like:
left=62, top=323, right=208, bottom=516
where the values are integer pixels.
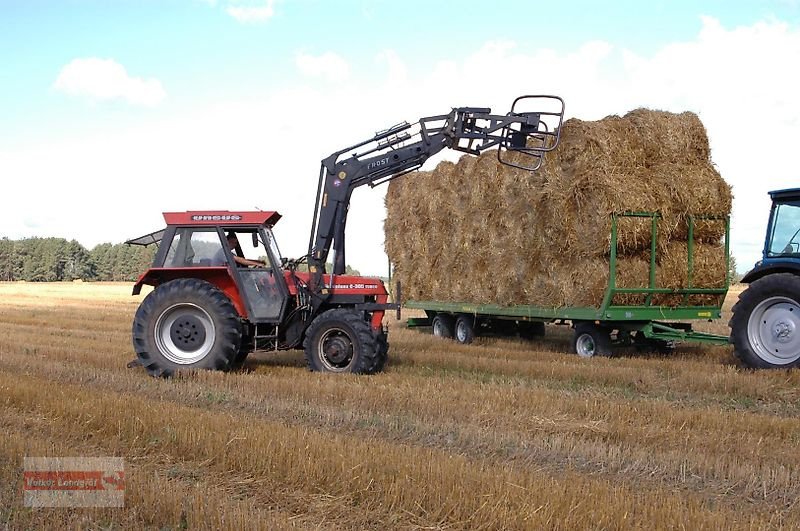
left=367, top=158, right=389, bottom=171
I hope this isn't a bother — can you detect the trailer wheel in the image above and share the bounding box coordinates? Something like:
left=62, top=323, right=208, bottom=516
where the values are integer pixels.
left=454, top=315, right=475, bottom=345
left=303, top=309, right=381, bottom=374
left=132, top=278, right=242, bottom=377
left=431, top=314, right=455, bottom=339
left=730, top=273, right=800, bottom=368
left=572, top=323, right=612, bottom=358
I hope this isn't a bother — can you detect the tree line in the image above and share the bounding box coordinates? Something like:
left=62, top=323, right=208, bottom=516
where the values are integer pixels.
left=0, top=237, right=155, bottom=282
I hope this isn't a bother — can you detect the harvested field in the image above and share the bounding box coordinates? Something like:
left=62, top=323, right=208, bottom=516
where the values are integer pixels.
left=1, top=282, right=800, bottom=529
left=385, top=109, right=733, bottom=308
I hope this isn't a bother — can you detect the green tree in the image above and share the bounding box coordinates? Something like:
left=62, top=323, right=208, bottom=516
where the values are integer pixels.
left=0, top=238, right=18, bottom=281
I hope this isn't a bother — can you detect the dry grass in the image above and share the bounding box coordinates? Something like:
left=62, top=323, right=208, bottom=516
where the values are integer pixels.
left=1, top=282, right=798, bottom=529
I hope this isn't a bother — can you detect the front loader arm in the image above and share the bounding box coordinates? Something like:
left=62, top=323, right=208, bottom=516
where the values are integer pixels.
left=305, top=95, right=564, bottom=292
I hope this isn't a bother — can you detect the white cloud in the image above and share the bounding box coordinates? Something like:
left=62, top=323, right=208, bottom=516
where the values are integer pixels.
left=53, top=58, right=166, bottom=107
left=375, top=50, right=408, bottom=86
left=225, top=0, right=275, bottom=23
left=295, top=52, right=350, bottom=83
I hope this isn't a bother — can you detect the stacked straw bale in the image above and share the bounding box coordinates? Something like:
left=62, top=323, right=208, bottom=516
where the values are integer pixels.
left=384, top=109, right=732, bottom=308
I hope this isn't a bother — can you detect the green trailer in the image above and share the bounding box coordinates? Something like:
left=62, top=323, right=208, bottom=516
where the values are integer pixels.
left=404, top=212, right=731, bottom=356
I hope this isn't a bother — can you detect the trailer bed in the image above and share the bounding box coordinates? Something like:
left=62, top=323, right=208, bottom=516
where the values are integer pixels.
left=402, top=212, right=731, bottom=356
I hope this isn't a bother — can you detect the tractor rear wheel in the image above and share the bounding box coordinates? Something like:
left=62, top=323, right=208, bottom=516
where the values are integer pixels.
left=132, top=278, right=242, bottom=377
left=730, top=273, right=800, bottom=368
left=572, top=322, right=612, bottom=358
left=303, top=309, right=382, bottom=374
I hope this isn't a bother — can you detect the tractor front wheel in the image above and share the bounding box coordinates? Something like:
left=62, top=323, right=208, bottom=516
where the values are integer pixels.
left=132, top=278, right=242, bottom=377
left=730, top=273, right=800, bottom=368
left=303, top=309, right=382, bottom=374
left=371, top=330, right=389, bottom=373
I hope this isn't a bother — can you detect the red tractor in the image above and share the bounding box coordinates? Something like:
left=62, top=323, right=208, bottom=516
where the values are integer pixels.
left=126, top=96, right=564, bottom=376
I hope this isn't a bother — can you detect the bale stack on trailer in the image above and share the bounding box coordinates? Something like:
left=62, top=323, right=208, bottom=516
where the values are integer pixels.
left=384, top=109, right=732, bottom=309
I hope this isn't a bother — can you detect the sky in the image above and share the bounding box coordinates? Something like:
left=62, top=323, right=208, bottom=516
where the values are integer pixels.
left=1, top=0, right=800, bottom=276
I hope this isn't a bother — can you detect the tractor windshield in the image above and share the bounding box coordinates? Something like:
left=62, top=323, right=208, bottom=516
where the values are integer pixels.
left=767, top=200, right=800, bottom=257
left=264, top=228, right=283, bottom=265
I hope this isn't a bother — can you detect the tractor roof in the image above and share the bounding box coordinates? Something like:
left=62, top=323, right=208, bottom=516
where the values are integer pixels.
left=769, top=188, right=800, bottom=201
left=162, top=210, right=282, bottom=227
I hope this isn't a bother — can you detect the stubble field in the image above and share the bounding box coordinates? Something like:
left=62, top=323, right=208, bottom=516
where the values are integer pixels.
left=1, top=282, right=799, bottom=530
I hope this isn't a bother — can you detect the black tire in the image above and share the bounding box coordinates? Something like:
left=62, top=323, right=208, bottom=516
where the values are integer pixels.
left=730, top=273, right=800, bottom=368
left=431, top=314, right=455, bottom=339
left=454, top=315, right=475, bottom=345
left=303, top=309, right=381, bottom=374
left=132, top=278, right=242, bottom=377
left=370, top=330, right=389, bottom=373
left=518, top=320, right=546, bottom=339
left=231, top=332, right=253, bottom=370
left=572, top=322, right=612, bottom=357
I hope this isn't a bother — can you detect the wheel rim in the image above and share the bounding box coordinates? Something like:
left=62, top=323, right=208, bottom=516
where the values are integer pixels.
left=155, top=303, right=216, bottom=365
left=317, top=327, right=354, bottom=372
left=433, top=318, right=445, bottom=337
left=575, top=333, right=596, bottom=358
left=456, top=320, right=468, bottom=343
left=746, top=296, right=800, bottom=365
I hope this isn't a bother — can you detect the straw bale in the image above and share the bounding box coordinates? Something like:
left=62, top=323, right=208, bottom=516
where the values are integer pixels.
left=384, top=108, right=731, bottom=309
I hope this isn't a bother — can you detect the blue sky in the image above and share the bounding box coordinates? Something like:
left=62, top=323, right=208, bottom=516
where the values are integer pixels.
left=1, top=0, right=800, bottom=274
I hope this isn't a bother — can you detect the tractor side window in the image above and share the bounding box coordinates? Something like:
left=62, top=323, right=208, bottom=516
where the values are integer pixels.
left=163, top=229, right=225, bottom=267
left=224, top=230, right=273, bottom=270
left=768, top=202, right=800, bottom=256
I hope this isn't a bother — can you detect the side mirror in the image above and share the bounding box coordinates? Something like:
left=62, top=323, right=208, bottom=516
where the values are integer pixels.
left=252, top=232, right=259, bottom=248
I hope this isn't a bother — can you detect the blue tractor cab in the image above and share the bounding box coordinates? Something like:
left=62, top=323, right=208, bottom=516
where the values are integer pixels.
left=731, top=188, right=800, bottom=368
left=742, top=188, right=800, bottom=283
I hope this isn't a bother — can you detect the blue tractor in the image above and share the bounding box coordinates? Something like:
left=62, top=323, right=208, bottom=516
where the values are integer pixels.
left=730, top=188, right=800, bottom=368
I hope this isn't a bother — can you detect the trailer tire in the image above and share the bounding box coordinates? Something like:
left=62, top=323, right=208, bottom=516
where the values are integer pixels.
left=304, top=309, right=381, bottom=374
left=730, top=273, right=800, bottom=368
left=132, top=278, right=242, bottom=377
left=454, top=315, right=475, bottom=345
left=432, top=314, right=455, bottom=339
left=572, top=322, right=612, bottom=358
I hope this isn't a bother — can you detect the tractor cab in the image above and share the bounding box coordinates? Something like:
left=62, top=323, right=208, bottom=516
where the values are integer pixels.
left=129, top=211, right=290, bottom=323
left=742, top=188, right=800, bottom=284
left=763, top=188, right=800, bottom=260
